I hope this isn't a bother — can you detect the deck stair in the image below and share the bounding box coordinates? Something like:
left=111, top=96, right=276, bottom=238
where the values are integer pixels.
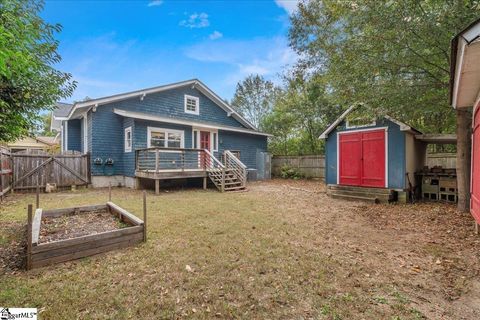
left=327, top=185, right=395, bottom=203
left=206, top=150, right=247, bottom=192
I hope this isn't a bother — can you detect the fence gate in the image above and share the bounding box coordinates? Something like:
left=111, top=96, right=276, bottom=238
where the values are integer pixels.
left=11, top=150, right=90, bottom=191
left=0, top=147, right=13, bottom=198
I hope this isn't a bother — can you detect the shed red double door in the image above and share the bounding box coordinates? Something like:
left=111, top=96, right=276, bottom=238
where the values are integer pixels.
left=339, top=130, right=386, bottom=188
left=471, top=106, right=480, bottom=223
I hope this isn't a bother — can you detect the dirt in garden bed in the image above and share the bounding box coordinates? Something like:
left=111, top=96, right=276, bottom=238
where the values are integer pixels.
left=39, top=209, right=130, bottom=243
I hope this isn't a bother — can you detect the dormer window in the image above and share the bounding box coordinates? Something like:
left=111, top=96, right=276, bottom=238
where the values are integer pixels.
left=184, top=95, right=199, bottom=115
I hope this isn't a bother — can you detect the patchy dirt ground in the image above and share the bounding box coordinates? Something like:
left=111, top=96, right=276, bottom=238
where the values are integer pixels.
left=252, top=179, right=480, bottom=319
left=0, top=180, right=479, bottom=319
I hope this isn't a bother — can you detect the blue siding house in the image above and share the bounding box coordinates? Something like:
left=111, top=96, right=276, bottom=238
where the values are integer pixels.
left=55, top=79, right=271, bottom=191
left=320, top=105, right=425, bottom=202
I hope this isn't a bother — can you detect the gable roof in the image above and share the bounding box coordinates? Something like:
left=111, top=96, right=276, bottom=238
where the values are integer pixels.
left=319, top=105, right=421, bottom=139
left=450, top=18, right=480, bottom=108
left=52, top=102, right=73, bottom=119
left=64, top=79, right=257, bottom=130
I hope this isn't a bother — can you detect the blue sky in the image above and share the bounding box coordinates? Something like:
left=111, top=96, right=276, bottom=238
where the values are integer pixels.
left=42, top=0, right=299, bottom=103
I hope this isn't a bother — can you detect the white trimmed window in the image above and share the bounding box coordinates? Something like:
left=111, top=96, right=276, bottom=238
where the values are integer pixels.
left=124, top=127, right=132, bottom=152
left=83, top=114, right=88, bottom=153
left=184, top=95, right=199, bottom=115
left=212, top=132, right=218, bottom=151
left=147, top=127, right=184, bottom=148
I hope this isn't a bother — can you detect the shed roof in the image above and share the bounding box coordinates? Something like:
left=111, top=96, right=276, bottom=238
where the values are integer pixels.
left=319, top=105, right=421, bottom=139
left=415, top=134, right=457, bottom=144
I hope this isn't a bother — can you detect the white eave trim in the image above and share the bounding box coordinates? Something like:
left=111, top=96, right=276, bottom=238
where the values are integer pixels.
left=65, top=79, right=256, bottom=130
left=113, top=109, right=273, bottom=137
left=319, top=105, right=356, bottom=139
left=319, top=105, right=419, bottom=139
left=452, top=39, right=467, bottom=109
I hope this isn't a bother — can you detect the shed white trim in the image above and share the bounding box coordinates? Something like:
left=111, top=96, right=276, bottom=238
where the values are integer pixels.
left=320, top=105, right=419, bottom=139
left=113, top=108, right=273, bottom=137
left=336, top=127, right=389, bottom=188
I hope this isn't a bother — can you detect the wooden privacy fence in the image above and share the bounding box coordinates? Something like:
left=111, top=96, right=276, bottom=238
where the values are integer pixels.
left=272, top=155, right=325, bottom=179
left=10, top=150, right=90, bottom=191
left=1, top=147, right=13, bottom=198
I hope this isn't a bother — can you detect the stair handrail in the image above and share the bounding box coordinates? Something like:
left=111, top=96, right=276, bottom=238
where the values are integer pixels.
left=224, top=150, right=247, bottom=188
left=204, top=149, right=225, bottom=169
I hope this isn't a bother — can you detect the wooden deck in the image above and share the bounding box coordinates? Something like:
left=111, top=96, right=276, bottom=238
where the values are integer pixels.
left=135, top=168, right=207, bottom=180
left=135, top=147, right=247, bottom=193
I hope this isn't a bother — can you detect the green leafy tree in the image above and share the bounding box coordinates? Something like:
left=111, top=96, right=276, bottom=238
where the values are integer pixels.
left=262, top=72, right=341, bottom=155
left=231, top=74, right=282, bottom=129
left=289, top=0, right=479, bottom=133
left=0, top=0, right=75, bottom=142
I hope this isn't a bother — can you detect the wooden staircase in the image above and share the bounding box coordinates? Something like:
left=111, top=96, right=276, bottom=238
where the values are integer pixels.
left=206, top=150, right=247, bottom=192
left=327, top=184, right=396, bottom=203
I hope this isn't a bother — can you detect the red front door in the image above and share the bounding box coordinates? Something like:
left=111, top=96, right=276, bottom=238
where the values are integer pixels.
left=471, top=106, right=480, bottom=223
left=200, top=131, right=210, bottom=168
left=339, top=130, right=386, bottom=188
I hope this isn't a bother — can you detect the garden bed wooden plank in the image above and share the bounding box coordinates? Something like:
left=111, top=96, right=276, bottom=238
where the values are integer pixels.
left=31, top=225, right=143, bottom=253
left=31, top=235, right=143, bottom=268
left=42, top=204, right=108, bottom=218
left=107, top=202, right=144, bottom=226
left=32, top=231, right=143, bottom=261
left=32, top=208, right=42, bottom=245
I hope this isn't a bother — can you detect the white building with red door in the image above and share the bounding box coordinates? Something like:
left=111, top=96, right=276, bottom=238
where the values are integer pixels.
left=450, top=19, right=480, bottom=222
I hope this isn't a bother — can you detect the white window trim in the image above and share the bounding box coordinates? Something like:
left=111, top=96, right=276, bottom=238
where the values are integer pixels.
left=60, top=124, right=64, bottom=153
left=184, top=95, right=200, bottom=115
left=147, top=127, right=185, bottom=149
left=192, top=127, right=218, bottom=152
left=83, top=114, right=88, bottom=153
left=64, top=121, right=68, bottom=151
left=212, top=131, right=218, bottom=152
left=124, top=126, right=132, bottom=152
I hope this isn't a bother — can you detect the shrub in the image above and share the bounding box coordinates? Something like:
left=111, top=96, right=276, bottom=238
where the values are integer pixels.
left=280, top=165, right=304, bottom=179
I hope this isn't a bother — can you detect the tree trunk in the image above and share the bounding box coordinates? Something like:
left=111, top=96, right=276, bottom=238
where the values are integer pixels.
left=456, top=109, right=472, bottom=212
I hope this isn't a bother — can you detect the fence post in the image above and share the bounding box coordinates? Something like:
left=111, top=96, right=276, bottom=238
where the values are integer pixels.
left=143, top=190, right=147, bottom=242
left=27, top=204, right=33, bottom=270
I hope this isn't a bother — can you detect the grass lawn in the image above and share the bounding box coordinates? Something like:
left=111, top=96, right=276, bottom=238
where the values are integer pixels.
left=1, top=180, right=479, bottom=319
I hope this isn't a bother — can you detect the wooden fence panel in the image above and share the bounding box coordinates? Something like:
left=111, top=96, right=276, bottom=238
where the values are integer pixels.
left=272, top=155, right=325, bottom=179
left=11, top=150, right=90, bottom=191
left=1, top=147, right=13, bottom=198
left=425, top=153, right=456, bottom=169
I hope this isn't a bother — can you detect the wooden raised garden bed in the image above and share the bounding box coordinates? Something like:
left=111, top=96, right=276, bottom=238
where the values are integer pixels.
left=26, top=197, right=147, bottom=270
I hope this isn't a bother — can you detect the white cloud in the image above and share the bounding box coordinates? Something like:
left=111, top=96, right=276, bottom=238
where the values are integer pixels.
left=179, top=12, right=210, bottom=28
left=209, top=30, right=223, bottom=40
left=275, top=0, right=300, bottom=14
left=147, top=0, right=163, bottom=7
left=184, top=37, right=297, bottom=86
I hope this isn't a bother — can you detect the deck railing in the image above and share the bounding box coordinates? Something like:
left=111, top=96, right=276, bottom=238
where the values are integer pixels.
left=135, top=147, right=224, bottom=172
